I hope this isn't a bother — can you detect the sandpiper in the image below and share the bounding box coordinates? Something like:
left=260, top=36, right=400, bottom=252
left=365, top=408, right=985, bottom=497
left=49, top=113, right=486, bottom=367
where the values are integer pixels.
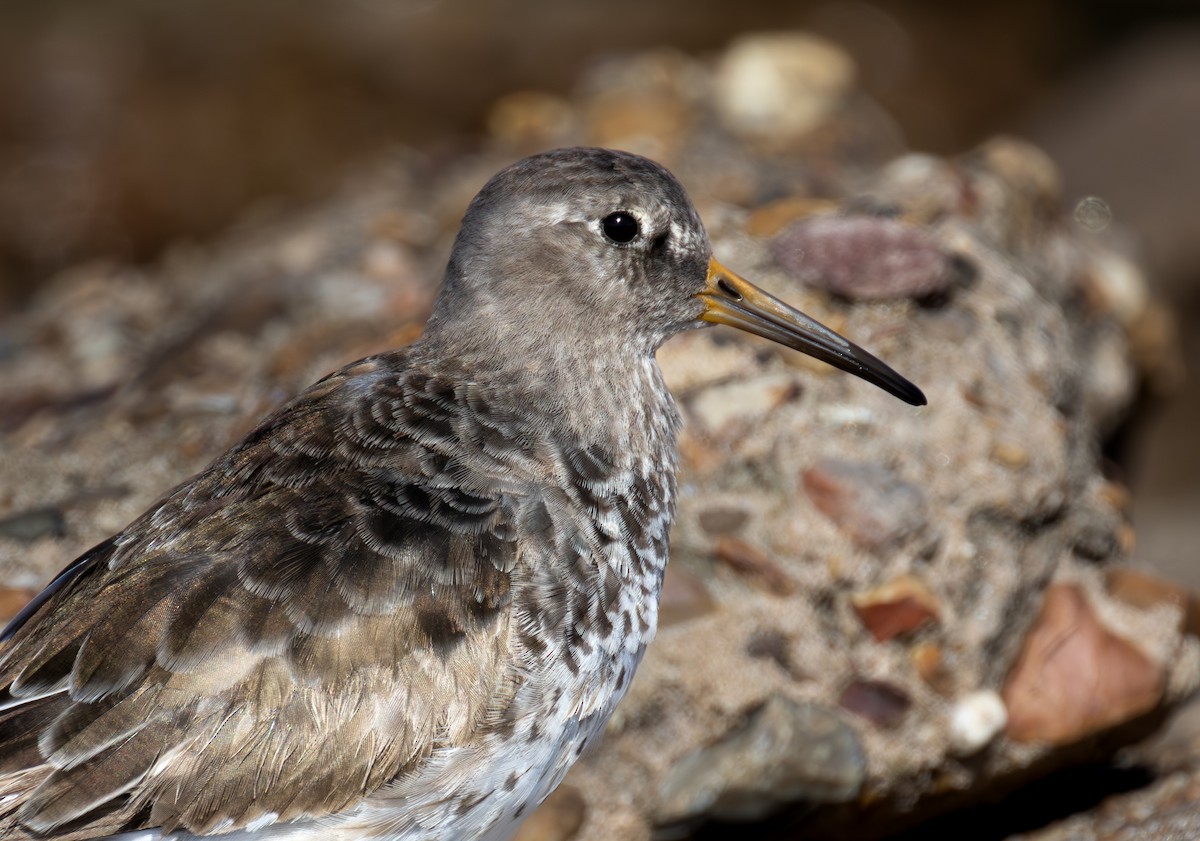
left=0, top=147, right=924, bottom=840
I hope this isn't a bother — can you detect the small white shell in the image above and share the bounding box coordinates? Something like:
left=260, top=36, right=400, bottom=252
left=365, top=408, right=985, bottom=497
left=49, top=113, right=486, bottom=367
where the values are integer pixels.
left=948, top=689, right=1007, bottom=755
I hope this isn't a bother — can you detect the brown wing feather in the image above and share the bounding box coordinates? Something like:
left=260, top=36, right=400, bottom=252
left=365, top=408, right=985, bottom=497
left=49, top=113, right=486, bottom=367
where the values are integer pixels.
left=0, top=351, right=528, bottom=838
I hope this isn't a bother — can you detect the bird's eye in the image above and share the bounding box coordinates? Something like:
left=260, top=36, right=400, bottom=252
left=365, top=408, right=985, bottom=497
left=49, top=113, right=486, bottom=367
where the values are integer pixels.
left=601, top=211, right=640, bottom=244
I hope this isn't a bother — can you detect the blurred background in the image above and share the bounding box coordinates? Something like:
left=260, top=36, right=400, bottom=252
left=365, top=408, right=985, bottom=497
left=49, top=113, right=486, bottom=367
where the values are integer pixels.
left=0, top=0, right=1196, bottom=587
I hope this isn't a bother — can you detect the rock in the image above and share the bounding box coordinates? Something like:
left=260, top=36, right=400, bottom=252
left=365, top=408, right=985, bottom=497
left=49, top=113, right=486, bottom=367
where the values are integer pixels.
left=658, top=563, right=717, bottom=628
left=687, top=372, right=799, bottom=434
left=514, top=784, right=586, bottom=841
left=850, top=573, right=941, bottom=642
left=714, top=33, right=855, bottom=143
left=653, top=696, right=864, bottom=832
left=0, top=506, right=65, bottom=541
left=697, top=505, right=749, bottom=536
left=744, top=629, right=794, bottom=675
left=1098, top=480, right=1132, bottom=514
left=802, top=458, right=927, bottom=552
left=862, top=153, right=964, bottom=225
left=971, top=136, right=1063, bottom=215
left=948, top=690, right=1008, bottom=756
left=1070, top=507, right=1121, bottom=562
left=714, top=536, right=797, bottom=596
left=910, top=643, right=949, bottom=691
left=990, top=440, right=1031, bottom=470
left=838, top=679, right=911, bottom=729
left=1003, top=583, right=1165, bottom=744
left=771, top=215, right=967, bottom=300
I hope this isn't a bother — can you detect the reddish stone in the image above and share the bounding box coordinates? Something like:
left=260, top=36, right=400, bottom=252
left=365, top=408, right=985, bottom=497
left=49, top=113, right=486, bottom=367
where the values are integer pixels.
left=771, top=215, right=964, bottom=300
left=1003, top=583, right=1164, bottom=745
left=909, top=643, right=949, bottom=691
left=851, top=574, right=941, bottom=642
left=714, top=536, right=797, bottom=596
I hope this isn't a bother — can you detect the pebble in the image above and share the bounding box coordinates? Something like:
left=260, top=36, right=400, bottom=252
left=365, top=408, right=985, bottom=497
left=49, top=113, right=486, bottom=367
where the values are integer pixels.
left=948, top=690, right=1008, bottom=755
left=653, top=696, right=864, bottom=832
left=714, top=536, right=797, bottom=596
left=838, top=679, right=911, bottom=729
left=815, top=403, right=877, bottom=427
left=990, top=440, right=1030, bottom=469
left=772, top=215, right=963, bottom=300
left=714, top=33, right=855, bottom=142
left=687, top=372, right=799, bottom=434
left=865, top=153, right=963, bottom=223
left=802, top=458, right=927, bottom=552
left=973, top=136, right=1063, bottom=211
left=658, top=563, right=718, bottom=628
left=1080, top=249, right=1150, bottom=330
left=1098, top=480, right=1132, bottom=514
left=744, top=629, right=794, bottom=675
left=697, top=505, right=749, bottom=536
left=850, top=573, right=941, bottom=642
left=910, top=642, right=949, bottom=691
left=1003, top=583, right=1164, bottom=744
left=0, top=506, right=66, bottom=541
left=1071, top=518, right=1119, bottom=562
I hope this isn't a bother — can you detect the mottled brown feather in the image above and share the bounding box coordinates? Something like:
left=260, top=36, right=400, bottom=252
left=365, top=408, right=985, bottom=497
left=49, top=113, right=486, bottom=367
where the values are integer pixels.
left=0, top=351, right=527, bottom=837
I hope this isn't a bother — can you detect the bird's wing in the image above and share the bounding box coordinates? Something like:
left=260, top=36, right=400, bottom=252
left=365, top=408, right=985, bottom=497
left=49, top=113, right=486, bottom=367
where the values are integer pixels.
left=0, top=353, right=533, bottom=838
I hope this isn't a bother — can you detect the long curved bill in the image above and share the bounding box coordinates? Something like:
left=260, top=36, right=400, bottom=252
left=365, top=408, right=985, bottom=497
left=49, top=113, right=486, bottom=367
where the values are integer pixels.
left=699, top=258, right=927, bottom=406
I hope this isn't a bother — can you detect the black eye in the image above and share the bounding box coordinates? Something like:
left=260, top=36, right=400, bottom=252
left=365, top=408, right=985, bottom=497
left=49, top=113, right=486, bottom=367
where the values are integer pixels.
left=601, top=211, right=640, bottom=244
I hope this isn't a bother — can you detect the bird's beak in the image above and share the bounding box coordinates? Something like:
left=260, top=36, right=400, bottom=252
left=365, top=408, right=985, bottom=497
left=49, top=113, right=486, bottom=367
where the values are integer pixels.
left=698, top=258, right=927, bottom=406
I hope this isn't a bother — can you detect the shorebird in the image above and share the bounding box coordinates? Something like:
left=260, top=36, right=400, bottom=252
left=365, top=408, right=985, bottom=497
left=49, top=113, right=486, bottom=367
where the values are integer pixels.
left=0, top=147, right=924, bottom=840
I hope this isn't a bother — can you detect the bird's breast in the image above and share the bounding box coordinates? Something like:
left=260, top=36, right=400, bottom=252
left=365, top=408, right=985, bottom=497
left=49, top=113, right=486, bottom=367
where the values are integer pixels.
left=507, top=366, right=680, bottom=719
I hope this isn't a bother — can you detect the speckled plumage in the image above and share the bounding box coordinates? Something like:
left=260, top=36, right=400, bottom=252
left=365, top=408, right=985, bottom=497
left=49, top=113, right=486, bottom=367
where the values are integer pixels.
left=0, top=148, right=923, bottom=841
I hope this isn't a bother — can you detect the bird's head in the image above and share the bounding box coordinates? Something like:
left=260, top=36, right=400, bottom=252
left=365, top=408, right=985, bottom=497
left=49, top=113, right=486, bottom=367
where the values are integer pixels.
left=428, top=147, right=925, bottom=406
